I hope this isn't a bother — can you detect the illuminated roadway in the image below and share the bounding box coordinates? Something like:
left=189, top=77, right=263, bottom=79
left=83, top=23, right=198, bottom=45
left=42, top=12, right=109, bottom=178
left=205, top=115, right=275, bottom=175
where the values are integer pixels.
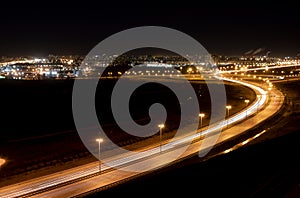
left=219, top=64, right=300, bottom=74
left=0, top=77, right=285, bottom=198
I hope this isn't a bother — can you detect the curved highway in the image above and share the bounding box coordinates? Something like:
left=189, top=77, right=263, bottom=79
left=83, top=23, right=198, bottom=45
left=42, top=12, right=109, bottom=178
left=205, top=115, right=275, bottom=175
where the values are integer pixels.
left=0, top=77, right=285, bottom=198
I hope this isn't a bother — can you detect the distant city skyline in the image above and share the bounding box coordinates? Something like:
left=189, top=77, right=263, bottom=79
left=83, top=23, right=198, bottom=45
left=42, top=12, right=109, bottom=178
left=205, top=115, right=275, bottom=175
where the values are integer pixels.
left=1, top=1, right=299, bottom=57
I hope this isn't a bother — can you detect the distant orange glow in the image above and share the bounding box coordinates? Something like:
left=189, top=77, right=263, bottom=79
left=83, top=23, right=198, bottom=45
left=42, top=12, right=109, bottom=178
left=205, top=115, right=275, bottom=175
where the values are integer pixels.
left=0, top=158, right=5, bottom=167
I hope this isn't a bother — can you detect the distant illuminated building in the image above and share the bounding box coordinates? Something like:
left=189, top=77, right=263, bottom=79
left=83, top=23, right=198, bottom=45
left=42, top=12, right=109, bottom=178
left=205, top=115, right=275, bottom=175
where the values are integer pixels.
left=136, top=62, right=174, bottom=68
left=0, top=62, right=78, bottom=80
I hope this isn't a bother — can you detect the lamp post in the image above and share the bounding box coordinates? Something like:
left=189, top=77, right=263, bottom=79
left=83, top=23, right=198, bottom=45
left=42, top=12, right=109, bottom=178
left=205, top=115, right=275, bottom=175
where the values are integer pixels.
left=96, top=138, right=103, bottom=173
left=226, top=105, right=232, bottom=128
left=226, top=105, right=232, bottom=117
left=244, top=99, right=249, bottom=118
left=199, top=113, right=205, bottom=131
left=158, top=124, right=165, bottom=153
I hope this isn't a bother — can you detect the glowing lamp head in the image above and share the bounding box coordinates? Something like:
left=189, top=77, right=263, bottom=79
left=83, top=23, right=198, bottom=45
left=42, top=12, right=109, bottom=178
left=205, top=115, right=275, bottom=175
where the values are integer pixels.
left=199, top=113, right=205, bottom=118
left=226, top=105, right=232, bottom=110
left=96, top=138, right=103, bottom=143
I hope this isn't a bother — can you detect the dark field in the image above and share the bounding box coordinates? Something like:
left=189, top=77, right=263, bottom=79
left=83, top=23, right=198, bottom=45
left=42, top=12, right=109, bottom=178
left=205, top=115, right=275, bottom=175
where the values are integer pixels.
left=0, top=78, right=256, bottom=186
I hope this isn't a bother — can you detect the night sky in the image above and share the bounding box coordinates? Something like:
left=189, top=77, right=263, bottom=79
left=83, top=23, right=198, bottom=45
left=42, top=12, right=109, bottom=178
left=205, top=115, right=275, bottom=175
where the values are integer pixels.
left=1, top=1, right=299, bottom=57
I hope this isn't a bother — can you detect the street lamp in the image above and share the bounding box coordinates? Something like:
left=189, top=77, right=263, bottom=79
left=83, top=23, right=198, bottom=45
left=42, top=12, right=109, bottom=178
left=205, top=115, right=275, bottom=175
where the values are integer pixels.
left=226, top=105, right=232, bottom=117
left=96, top=138, right=103, bottom=173
left=226, top=105, right=232, bottom=128
left=199, top=113, right=205, bottom=131
left=158, top=124, right=165, bottom=153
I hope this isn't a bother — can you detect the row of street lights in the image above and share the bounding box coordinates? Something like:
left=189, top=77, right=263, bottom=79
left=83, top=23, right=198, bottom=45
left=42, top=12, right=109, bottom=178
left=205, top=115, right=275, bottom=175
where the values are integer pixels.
left=95, top=101, right=253, bottom=173
left=226, top=99, right=250, bottom=128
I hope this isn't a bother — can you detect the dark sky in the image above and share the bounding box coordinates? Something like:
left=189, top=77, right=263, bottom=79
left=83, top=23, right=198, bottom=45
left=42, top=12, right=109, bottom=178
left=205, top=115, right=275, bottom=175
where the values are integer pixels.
left=1, top=1, right=299, bottom=57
